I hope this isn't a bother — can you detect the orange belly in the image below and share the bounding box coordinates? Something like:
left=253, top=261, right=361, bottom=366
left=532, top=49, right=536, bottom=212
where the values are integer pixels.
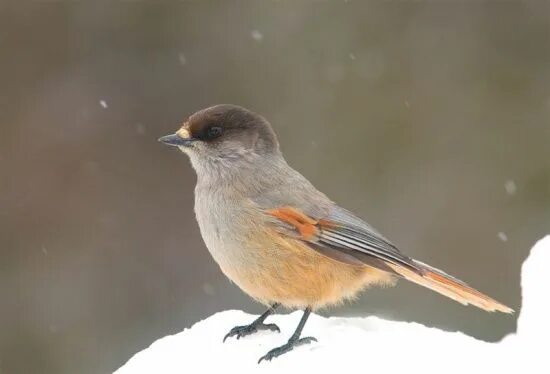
left=218, top=228, right=396, bottom=310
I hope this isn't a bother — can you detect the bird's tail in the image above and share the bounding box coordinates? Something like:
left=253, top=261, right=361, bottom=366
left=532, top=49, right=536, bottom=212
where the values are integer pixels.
left=387, top=260, right=514, bottom=313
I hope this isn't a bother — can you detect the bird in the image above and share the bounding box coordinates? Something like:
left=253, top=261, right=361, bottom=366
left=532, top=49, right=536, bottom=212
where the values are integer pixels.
left=158, top=104, right=513, bottom=363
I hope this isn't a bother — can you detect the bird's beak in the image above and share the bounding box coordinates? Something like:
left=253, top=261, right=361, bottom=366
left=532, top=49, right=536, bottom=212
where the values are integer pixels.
left=158, top=132, right=194, bottom=147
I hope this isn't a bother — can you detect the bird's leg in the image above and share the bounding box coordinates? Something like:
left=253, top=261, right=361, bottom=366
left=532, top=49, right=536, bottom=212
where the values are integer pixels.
left=258, top=307, right=317, bottom=363
left=223, top=303, right=281, bottom=342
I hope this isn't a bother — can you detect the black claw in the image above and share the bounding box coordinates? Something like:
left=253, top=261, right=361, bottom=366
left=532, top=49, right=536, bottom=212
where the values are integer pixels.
left=223, top=323, right=281, bottom=342
left=264, top=323, right=281, bottom=333
left=258, top=336, right=318, bottom=363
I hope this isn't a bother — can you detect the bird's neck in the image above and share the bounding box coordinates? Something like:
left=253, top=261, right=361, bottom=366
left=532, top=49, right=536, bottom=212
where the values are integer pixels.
left=191, top=151, right=293, bottom=198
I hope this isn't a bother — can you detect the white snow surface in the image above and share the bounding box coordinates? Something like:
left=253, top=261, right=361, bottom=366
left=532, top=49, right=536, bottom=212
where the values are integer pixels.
left=116, top=236, right=550, bottom=374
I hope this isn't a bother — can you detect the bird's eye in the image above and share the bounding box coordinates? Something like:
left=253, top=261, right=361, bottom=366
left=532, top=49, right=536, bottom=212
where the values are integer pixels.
left=206, top=126, right=223, bottom=139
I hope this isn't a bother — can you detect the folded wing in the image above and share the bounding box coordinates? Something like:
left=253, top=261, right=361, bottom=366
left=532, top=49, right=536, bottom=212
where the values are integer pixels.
left=265, top=206, right=513, bottom=314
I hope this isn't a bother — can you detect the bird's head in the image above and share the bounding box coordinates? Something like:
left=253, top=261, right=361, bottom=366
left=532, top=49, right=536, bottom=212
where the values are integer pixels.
left=159, top=105, right=280, bottom=172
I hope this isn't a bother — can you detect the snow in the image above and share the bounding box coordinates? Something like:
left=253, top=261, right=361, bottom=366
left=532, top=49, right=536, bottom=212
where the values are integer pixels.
left=135, top=123, right=146, bottom=136
left=99, top=100, right=108, bottom=109
left=115, top=236, right=550, bottom=374
left=201, top=282, right=215, bottom=296
left=251, top=30, right=263, bottom=42
left=504, top=180, right=517, bottom=195
left=178, top=53, right=186, bottom=65
left=497, top=231, right=509, bottom=242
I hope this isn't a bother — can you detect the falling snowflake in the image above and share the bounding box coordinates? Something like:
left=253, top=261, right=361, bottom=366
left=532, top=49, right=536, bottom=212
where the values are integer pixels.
left=202, top=283, right=215, bottom=296
left=251, top=30, right=263, bottom=42
left=497, top=232, right=508, bottom=242
left=178, top=52, right=187, bottom=65
left=99, top=100, right=108, bottom=109
left=136, top=123, right=146, bottom=135
left=504, top=180, right=517, bottom=195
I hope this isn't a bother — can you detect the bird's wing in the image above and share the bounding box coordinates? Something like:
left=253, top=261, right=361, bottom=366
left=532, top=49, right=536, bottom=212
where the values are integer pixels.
left=260, top=203, right=513, bottom=313
left=263, top=204, right=420, bottom=273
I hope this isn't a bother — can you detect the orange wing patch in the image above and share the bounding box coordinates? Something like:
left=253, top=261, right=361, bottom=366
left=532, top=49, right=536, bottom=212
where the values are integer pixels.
left=267, top=207, right=320, bottom=241
left=317, top=218, right=338, bottom=229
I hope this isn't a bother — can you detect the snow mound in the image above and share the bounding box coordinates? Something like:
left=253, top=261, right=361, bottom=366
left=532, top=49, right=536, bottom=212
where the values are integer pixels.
left=116, top=236, right=550, bottom=374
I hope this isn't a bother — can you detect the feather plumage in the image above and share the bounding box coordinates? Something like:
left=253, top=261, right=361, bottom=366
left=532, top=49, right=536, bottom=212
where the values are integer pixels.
left=265, top=205, right=513, bottom=314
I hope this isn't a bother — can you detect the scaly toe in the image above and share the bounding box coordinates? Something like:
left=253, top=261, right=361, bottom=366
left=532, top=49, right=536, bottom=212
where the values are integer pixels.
left=258, top=336, right=318, bottom=363
left=223, top=323, right=281, bottom=342
left=223, top=325, right=254, bottom=342
left=262, top=323, right=280, bottom=333
left=295, top=336, right=317, bottom=346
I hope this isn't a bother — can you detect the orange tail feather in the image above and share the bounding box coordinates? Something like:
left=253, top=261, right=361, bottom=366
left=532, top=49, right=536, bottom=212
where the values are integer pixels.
left=387, top=261, right=514, bottom=313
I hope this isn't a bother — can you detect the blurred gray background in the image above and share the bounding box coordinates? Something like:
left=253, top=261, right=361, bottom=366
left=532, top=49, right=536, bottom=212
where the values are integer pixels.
left=1, top=1, right=549, bottom=373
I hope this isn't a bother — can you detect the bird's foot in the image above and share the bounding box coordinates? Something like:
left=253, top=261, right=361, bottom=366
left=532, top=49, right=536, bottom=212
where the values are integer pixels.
left=223, top=322, right=280, bottom=342
left=258, top=336, right=317, bottom=363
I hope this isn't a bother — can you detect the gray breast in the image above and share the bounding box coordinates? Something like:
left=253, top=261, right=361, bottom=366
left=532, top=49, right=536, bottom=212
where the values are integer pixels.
left=193, top=186, right=257, bottom=273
